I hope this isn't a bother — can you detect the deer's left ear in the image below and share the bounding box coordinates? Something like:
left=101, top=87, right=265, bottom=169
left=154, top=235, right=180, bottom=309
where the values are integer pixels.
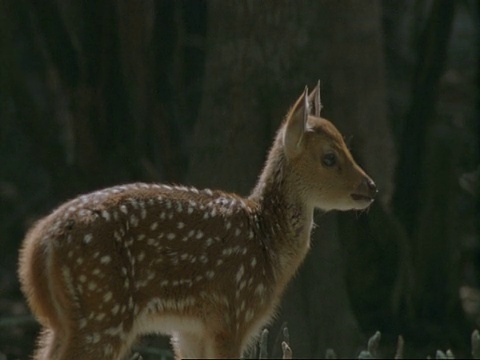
left=283, top=86, right=308, bottom=159
left=308, top=80, right=322, bottom=117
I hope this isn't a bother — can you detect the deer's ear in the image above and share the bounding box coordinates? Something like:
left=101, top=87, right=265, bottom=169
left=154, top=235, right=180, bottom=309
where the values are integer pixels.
left=283, top=86, right=308, bottom=159
left=307, top=79, right=322, bottom=117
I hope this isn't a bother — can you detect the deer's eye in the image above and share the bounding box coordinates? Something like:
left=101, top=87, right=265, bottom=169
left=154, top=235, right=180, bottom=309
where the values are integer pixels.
left=322, top=153, right=337, bottom=167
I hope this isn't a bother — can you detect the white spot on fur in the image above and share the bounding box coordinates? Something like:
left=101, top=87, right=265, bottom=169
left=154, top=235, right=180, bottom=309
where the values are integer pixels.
left=239, top=279, right=247, bottom=290
left=245, top=309, right=255, bottom=323
left=103, top=291, right=113, bottom=302
left=79, top=318, right=88, bottom=329
left=222, top=248, right=231, bottom=256
left=83, top=234, right=93, bottom=244
left=236, top=265, right=244, bottom=283
left=111, top=304, right=120, bottom=315
left=86, top=332, right=101, bottom=344
left=88, top=281, right=97, bottom=291
left=255, top=283, right=265, bottom=295
left=100, top=255, right=111, bottom=264
left=104, top=323, right=124, bottom=337
left=137, top=251, right=146, bottom=262
left=101, top=211, right=111, bottom=221
left=130, top=214, right=139, bottom=227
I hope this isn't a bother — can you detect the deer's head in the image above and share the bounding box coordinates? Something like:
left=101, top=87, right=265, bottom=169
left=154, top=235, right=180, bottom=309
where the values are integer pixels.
left=283, top=83, right=377, bottom=211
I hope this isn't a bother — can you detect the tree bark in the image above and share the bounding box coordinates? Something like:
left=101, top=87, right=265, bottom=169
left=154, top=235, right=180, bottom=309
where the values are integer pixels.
left=393, top=0, right=456, bottom=236
left=390, top=0, right=471, bottom=354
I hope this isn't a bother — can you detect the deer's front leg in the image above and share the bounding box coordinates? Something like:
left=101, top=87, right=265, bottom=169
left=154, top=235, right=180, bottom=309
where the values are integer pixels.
left=171, top=331, right=207, bottom=359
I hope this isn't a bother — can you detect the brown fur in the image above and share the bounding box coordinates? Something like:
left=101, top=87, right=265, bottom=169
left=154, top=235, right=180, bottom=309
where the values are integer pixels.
left=18, top=84, right=376, bottom=359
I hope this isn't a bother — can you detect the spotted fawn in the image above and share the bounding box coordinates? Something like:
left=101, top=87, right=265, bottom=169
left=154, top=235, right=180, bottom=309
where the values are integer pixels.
left=19, top=82, right=377, bottom=359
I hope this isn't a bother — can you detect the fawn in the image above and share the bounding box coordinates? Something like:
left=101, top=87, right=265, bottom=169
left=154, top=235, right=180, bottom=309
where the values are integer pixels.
left=19, top=82, right=377, bottom=359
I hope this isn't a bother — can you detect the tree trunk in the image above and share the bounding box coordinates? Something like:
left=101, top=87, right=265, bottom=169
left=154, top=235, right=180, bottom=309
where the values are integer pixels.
left=391, top=0, right=471, bottom=354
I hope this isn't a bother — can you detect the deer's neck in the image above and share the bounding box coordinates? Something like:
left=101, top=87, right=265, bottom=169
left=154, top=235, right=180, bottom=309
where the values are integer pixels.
left=249, top=139, right=314, bottom=289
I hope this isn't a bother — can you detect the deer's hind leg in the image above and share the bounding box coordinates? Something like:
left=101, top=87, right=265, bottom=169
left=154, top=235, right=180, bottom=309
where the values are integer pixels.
left=204, top=331, right=243, bottom=359
left=33, top=328, right=64, bottom=360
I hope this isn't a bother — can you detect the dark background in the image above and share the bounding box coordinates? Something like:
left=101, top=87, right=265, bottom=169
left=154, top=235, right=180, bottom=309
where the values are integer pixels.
left=0, top=0, right=479, bottom=358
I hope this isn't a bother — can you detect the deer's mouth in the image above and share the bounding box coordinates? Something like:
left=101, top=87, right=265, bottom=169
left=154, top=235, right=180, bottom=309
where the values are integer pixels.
left=350, top=193, right=374, bottom=203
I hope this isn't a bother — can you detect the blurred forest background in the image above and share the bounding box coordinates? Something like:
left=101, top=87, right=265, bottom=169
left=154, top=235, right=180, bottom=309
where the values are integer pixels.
left=0, top=0, right=479, bottom=358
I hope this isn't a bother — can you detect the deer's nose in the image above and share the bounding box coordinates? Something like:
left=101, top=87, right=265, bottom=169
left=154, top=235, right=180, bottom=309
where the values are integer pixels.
left=366, top=178, right=378, bottom=197
left=365, top=178, right=377, bottom=198
left=350, top=176, right=378, bottom=203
